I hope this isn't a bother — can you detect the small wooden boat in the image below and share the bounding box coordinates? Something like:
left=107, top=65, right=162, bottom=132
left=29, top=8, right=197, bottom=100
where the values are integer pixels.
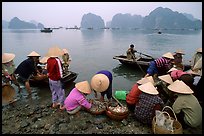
left=113, top=54, right=154, bottom=70
left=113, top=54, right=191, bottom=71
left=40, top=28, right=53, bottom=33
left=18, top=71, right=78, bottom=86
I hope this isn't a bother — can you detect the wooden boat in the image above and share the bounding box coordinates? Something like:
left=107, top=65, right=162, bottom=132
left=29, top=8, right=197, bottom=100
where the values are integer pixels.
left=18, top=71, right=78, bottom=86
left=40, top=28, right=53, bottom=33
left=113, top=53, right=191, bottom=71
left=113, top=54, right=154, bottom=70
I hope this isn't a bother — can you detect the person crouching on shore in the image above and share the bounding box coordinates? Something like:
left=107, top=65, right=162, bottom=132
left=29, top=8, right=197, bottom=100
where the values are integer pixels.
left=63, top=81, right=92, bottom=114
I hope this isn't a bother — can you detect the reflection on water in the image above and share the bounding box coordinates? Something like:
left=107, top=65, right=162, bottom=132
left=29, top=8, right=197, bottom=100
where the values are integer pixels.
left=112, top=64, right=144, bottom=81
left=81, top=29, right=104, bottom=40
left=3, top=29, right=40, bottom=33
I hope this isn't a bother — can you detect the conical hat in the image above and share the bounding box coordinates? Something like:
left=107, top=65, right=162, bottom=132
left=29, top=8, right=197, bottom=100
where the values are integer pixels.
left=167, top=80, right=194, bottom=94
left=162, top=52, right=174, bottom=59
left=174, top=49, right=185, bottom=55
left=158, top=74, right=173, bottom=84
left=47, top=46, right=63, bottom=58
left=39, top=56, right=49, bottom=64
left=196, top=48, right=202, bottom=53
left=91, top=74, right=110, bottom=92
left=137, top=76, right=154, bottom=85
left=138, top=82, right=159, bottom=95
left=27, top=51, right=41, bottom=57
left=167, top=67, right=178, bottom=73
left=186, top=69, right=201, bottom=76
left=75, top=81, right=91, bottom=94
left=2, top=85, right=16, bottom=104
left=2, top=53, right=15, bottom=63
left=62, top=49, right=69, bottom=54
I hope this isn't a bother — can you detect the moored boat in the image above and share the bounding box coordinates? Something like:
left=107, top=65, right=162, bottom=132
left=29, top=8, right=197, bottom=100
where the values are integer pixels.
left=40, top=28, right=53, bottom=33
left=17, top=71, right=78, bottom=86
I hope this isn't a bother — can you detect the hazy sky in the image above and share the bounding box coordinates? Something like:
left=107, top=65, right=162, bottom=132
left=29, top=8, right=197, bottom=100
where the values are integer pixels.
left=2, top=2, right=202, bottom=27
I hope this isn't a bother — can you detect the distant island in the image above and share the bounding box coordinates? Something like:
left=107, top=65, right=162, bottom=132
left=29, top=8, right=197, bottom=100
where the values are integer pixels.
left=2, top=7, right=202, bottom=30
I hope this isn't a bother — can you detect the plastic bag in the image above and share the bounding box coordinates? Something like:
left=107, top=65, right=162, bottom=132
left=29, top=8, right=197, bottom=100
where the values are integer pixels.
left=164, top=117, right=174, bottom=131
left=155, top=110, right=165, bottom=127
left=155, top=110, right=174, bottom=131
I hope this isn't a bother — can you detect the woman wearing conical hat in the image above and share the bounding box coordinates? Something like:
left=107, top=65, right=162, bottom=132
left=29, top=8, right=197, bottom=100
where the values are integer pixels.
left=14, top=51, right=41, bottom=95
left=144, top=52, right=174, bottom=78
left=2, top=53, right=21, bottom=93
left=46, top=46, right=65, bottom=110
left=172, top=49, right=185, bottom=70
left=191, top=47, right=202, bottom=69
left=167, top=80, right=202, bottom=128
left=126, top=76, right=154, bottom=112
left=63, top=81, right=92, bottom=114
left=134, top=82, right=164, bottom=125
left=91, top=70, right=113, bottom=102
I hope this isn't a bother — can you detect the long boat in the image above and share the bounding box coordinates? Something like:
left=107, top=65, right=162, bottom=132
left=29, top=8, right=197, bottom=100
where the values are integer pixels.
left=113, top=53, right=191, bottom=71
left=18, top=71, right=78, bottom=86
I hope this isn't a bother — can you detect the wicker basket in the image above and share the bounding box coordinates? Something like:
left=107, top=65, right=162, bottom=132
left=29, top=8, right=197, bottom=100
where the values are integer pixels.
left=106, top=110, right=129, bottom=121
left=152, top=106, right=183, bottom=134
left=106, top=105, right=129, bottom=116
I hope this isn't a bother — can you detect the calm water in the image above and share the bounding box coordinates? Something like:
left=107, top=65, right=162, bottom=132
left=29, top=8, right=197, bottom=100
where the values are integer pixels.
left=2, top=28, right=202, bottom=100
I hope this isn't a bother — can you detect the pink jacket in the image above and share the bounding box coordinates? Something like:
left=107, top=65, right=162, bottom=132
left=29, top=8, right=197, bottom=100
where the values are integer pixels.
left=170, top=70, right=187, bottom=80
left=64, top=88, right=92, bottom=111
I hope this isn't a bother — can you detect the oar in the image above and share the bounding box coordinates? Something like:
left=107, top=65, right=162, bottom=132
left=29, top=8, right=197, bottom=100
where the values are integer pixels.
left=112, top=95, right=124, bottom=107
left=131, top=53, right=146, bottom=75
left=136, top=51, right=155, bottom=59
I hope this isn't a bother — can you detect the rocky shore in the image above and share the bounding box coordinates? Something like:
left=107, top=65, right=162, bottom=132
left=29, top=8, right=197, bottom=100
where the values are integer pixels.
left=2, top=86, right=202, bottom=134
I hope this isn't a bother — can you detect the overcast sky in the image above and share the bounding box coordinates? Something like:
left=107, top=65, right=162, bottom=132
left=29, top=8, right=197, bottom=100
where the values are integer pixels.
left=2, top=2, right=202, bottom=27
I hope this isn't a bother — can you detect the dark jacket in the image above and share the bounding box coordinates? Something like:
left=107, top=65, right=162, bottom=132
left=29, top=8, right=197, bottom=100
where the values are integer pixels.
left=15, top=58, right=37, bottom=79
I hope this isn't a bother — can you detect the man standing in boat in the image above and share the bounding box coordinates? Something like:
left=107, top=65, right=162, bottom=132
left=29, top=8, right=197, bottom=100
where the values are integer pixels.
left=126, top=44, right=137, bottom=60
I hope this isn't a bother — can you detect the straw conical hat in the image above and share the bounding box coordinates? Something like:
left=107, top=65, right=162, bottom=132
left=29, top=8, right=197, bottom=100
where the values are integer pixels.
left=75, top=81, right=91, bottom=94
left=2, top=85, right=16, bottom=104
left=137, top=76, right=154, bottom=85
left=196, top=48, right=202, bottom=53
left=158, top=74, right=173, bottom=84
left=27, top=51, right=41, bottom=57
left=91, top=74, right=110, bottom=92
left=138, top=82, right=159, bottom=95
left=167, top=67, right=178, bottom=73
left=62, top=49, right=69, bottom=54
left=39, top=56, right=49, bottom=64
left=186, top=69, right=201, bottom=76
left=2, top=53, right=15, bottom=63
left=162, top=52, right=174, bottom=59
left=174, top=49, right=185, bottom=55
left=47, top=46, right=63, bottom=58
left=167, top=80, right=194, bottom=94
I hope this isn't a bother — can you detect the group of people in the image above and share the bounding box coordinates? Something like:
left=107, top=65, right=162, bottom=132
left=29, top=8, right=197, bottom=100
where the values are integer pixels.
left=2, top=45, right=202, bottom=130
left=125, top=45, right=202, bottom=129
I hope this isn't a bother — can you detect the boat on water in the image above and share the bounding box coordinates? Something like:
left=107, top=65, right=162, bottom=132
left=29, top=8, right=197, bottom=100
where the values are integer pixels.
left=40, top=28, right=53, bottom=33
left=113, top=54, right=154, bottom=70
left=17, top=71, right=78, bottom=86
left=113, top=53, right=191, bottom=71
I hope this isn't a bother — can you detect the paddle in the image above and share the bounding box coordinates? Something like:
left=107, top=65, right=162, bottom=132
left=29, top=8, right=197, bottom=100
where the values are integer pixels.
left=131, top=52, right=146, bottom=75
left=112, top=95, right=124, bottom=107
left=136, top=51, right=155, bottom=59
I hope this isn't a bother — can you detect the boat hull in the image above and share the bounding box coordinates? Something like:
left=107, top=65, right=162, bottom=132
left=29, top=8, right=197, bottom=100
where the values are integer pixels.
left=18, top=71, right=78, bottom=86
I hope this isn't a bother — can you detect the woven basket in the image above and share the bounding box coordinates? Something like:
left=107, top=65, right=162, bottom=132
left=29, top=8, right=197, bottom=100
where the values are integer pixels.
left=152, top=106, right=183, bottom=134
left=106, top=110, right=129, bottom=121
left=106, top=105, right=129, bottom=116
